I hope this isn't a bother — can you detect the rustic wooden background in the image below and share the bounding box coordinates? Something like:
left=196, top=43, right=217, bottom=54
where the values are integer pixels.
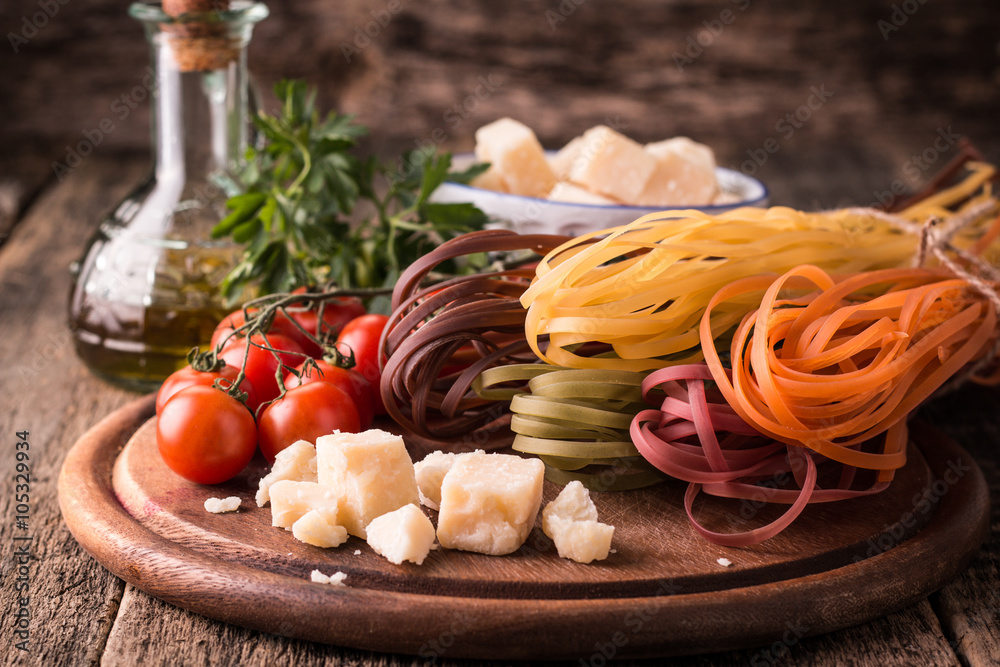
left=1, top=0, right=998, bottom=222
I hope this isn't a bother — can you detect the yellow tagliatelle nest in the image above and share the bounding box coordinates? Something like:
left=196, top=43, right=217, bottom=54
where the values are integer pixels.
left=521, top=163, right=998, bottom=372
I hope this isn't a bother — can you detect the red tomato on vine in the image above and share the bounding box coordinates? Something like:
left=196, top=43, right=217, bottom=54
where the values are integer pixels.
left=287, top=298, right=366, bottom=357
left=155, top=363, right=258, bottom=415
left=157, top=385, right=257, bottom=485
left=336, top=313, right=389, bottom=414
left=285, top=359, right=376, bottom=429
left=219, top=332, right=306, bottom=406
left=257, top=383, right=362, bottom=462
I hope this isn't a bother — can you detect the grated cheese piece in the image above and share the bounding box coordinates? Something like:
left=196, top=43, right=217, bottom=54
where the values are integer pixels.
left=636, top=137, right=718, bottom=206
left=567, top=125, right=657, bottom=204
left=547, top=182, right=619, bottom=205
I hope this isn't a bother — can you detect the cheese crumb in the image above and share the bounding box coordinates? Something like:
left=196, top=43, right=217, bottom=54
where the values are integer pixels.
left=204, top=496, right=241, bottom=513
left=542, top=481, right=615, bottom=564
left=316, top=429, right=419, bottom=539
left=717, top=557, right=733, bottom=567
left=469, top=166, right=508, bottom=193
left=256, top=440, right=317, bottom=507
left=366, top=504, right=436, bottom=565
left=354, top=549, right=361, bottom=555
left=310, top=570, right=347, bottom=586
left=436, top=452, right=544, bottom=556
left=414, top=450, right=461, bottom=510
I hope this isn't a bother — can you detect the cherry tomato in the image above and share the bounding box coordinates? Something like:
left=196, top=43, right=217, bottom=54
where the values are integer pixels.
left=157, top=385, right=257, bottom=484
left=257, top=383, right=361, bottom=462
left=210, top=308, right=308, bottom=353
left=219, top=332, right=306, bottom=406
left=155, top=363, right=258, bottom=416
left=286, top=293, right=366, bottom=358
left=285, top=359, right=376, bottom=429
left=336, top=313, right=389, bottom=414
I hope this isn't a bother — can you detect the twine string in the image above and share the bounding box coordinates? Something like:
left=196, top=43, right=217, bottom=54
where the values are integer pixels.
left=845, top=200, right=1000, bottom=390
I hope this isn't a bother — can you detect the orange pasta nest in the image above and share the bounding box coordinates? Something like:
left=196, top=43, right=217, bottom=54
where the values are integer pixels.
left=700, top=266, right=997, bottom=477
left=628, top=265, right=998, bottom=545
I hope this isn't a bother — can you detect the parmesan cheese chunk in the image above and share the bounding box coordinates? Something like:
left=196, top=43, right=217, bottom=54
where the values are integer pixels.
left=567, top=125, right=657, bottom=204
left=545, top=516, right=614, bottom=564
left=256, top=440, right=317, bottom=507
left=474, top=118, right=556, bottom=198
left=365, top=504, right=436, bottom=565
left=436, top=452, right=544, bottom=556
left=548, top=135, right=583, bottom=181
left=547, top=182, right=618, bottom=205
left=413, top=450, right=461, bottom=510
left=469, top=166, right=508, bottom=193
left=204, top=496, right=241, bottom=513
left=636, top=137, right=718, bottom=206
left=292, top=509, right=349, bottom=549
left=268, top=480, right=340, bottom=530
left=542, top=480, right=597, bottom=532
left=316, top=429, right=419, bottom=539
left=542, top=481, right=614, bottom=564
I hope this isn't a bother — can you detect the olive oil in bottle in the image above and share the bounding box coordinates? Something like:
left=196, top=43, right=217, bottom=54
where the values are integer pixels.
left=68, top=1, right=268, bottom=391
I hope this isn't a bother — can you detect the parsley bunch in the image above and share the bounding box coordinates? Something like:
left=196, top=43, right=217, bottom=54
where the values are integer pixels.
left=213, top=80, right=489, bottom=311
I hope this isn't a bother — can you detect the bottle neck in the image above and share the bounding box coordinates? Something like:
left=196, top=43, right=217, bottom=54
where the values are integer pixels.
left=150, top=33, right=251, bottom=188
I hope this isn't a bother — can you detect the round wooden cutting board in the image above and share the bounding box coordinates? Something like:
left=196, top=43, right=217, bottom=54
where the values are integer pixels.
left=58, top=395, right=990, bottom=660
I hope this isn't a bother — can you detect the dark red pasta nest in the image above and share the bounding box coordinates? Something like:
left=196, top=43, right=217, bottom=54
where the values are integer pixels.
left=631, top=364, right=891, bottom=546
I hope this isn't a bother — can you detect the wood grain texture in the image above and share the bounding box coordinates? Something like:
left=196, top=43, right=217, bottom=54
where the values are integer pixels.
left=58, top=392, right=989, bottom=660
left=921, top=386, right=1000, bottom=667
left=1, top=0, right=998, bottom=210
left=0, top=156, right=149, bottom=666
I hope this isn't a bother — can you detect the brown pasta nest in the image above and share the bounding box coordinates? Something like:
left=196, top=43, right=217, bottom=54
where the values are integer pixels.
left=379, top=229, right=572, bottom=452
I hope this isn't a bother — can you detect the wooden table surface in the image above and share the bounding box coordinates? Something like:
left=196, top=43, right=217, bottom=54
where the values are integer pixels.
left=1, top=145, right=999, bottom=666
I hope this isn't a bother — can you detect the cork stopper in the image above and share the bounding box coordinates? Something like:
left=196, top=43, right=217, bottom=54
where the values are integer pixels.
left=161, top=0, right=238, bottom=72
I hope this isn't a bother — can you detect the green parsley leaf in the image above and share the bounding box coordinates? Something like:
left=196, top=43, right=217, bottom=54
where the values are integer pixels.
left=214, top=80, right=488, bottom=308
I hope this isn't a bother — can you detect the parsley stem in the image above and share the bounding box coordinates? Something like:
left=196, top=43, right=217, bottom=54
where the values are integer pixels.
left=287, top=135, right=312, bottom=195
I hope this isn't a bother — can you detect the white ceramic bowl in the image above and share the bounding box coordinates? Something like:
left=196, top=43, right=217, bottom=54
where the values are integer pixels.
left=432, top=158, right=769, bottom=237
